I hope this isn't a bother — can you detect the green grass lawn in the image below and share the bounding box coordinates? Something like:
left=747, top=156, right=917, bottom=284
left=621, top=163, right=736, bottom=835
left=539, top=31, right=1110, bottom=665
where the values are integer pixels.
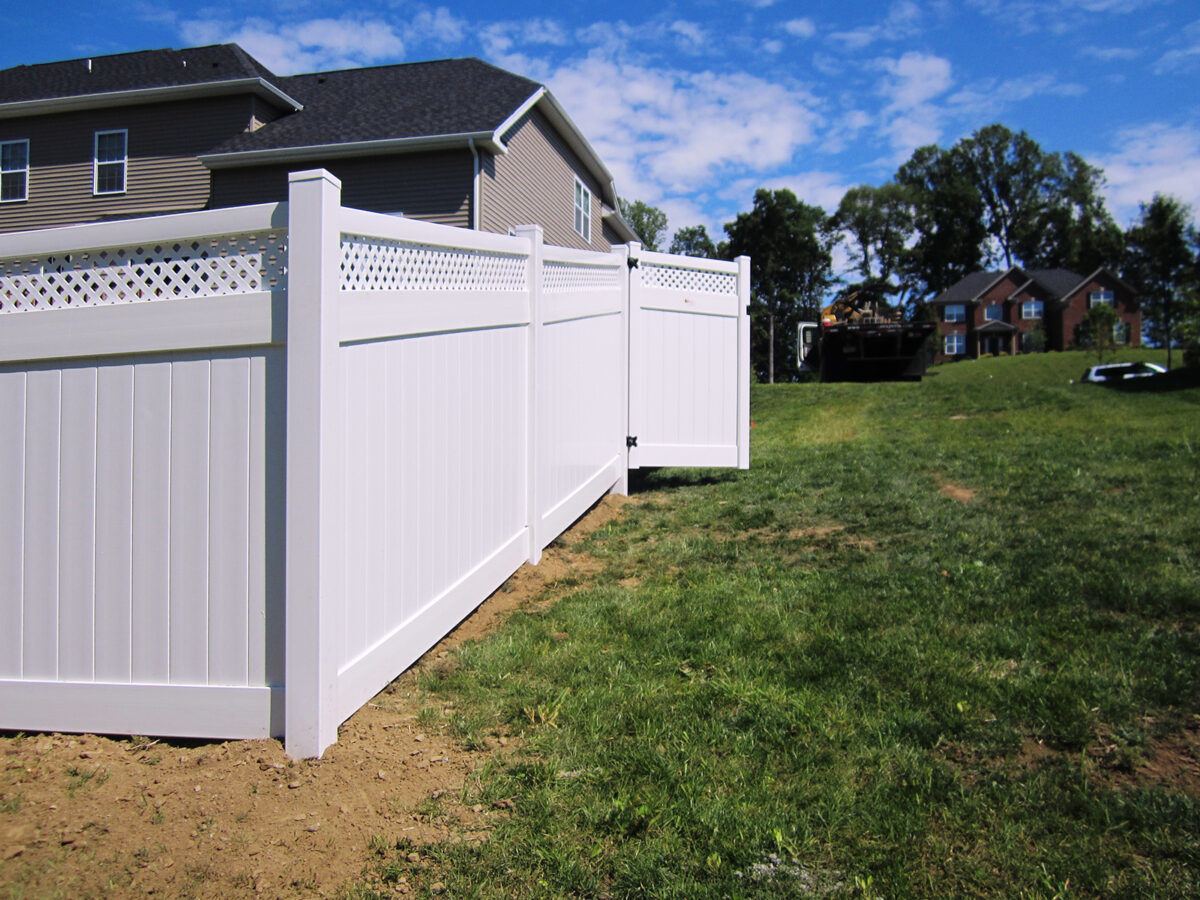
left=355, top=349, right=1200, bottom=899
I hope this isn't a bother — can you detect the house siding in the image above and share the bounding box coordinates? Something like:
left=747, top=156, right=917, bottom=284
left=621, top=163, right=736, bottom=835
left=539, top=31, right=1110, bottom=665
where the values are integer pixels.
left=0, top=96, right=261, bottom=233
left=209, top=151, right=472, bottom=227
left=481, top=108, right=608, bottom=251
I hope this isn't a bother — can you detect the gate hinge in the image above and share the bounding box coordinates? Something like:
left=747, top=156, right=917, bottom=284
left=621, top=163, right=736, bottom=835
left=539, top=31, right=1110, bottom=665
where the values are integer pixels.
left=627, top=257, right=640, bottom=269
left=626, top=435, right=638, bottom=448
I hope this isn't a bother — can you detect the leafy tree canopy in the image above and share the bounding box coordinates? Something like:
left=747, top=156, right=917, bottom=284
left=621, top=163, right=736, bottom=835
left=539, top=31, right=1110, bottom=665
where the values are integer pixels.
left=618, top=198, right=668, bottom=251
left=669, top=224, right=718, bottom=259
left=1123, top=193, right=1198, bottom=368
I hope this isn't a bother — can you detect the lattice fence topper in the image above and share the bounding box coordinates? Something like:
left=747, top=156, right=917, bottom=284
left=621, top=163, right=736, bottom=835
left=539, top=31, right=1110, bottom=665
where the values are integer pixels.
left=640, top=262, right=737, bottom=296
left=0, top=232, right=287, bottom=315
left=543, top=260, right=623, bottom=294
left=340, top=235, right=527, bottom=292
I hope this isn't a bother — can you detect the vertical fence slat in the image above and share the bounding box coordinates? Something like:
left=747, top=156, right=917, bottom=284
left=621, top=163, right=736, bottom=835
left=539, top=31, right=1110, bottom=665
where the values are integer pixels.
left=131, top=362, right=171, bottom=683
left=0, top=372, right=26, bottom=679
left=23, top=370, right=61, bottom=680
left=58, top=367, right=98, bottom=682
left=94, top=365, right=134, bottom=683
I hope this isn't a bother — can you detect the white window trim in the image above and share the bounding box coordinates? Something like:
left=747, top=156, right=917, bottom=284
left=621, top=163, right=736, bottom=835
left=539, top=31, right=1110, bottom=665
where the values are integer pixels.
left=944, top=333, right=965, bottom=355
left=0, top=138, right=29, bottom=203
left=1088, top=289, right=1114, bottom=308
left=984, top=304, right=1003, bottom=322
left=1113, top=320, right=1129, bottom=344
left=1021, top=299, right=1043, bottom=320
left=944, top=304, right=966, bottom=324
left=573, top=176, right=591, bottom=242
left=94, top=129, right=128, bottom=195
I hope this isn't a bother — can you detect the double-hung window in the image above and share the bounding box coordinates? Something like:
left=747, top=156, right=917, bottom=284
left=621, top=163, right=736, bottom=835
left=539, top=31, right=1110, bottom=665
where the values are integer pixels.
left=573, top=177, right=590, bottom=242
left=94, top=129, right=127, bottom=195
left=944, top=333, right=966, bottom=355
left=984, top=304, right=1003, bottom=322
left=1088, top=289, right=1114, bottom=308
left=1, top=139, right=29, bottom=202
left=944, top=304, right=966, bottom=323
left=1021, top=299, right=1043, bottom=319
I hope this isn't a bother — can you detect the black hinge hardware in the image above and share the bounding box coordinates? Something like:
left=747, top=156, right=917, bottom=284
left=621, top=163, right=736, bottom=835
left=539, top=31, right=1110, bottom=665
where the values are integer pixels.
left=626, top=435, right=638, bottom=448
left=627, top=257, right=639, bottom=269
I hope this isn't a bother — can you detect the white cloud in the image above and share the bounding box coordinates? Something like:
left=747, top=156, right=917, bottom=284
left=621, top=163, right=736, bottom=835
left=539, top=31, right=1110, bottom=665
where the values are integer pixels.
left=829, top=1, right=922, bottom=49
left=879, top=52, right=953, bottom=111
left=1079, top=45, right=1141, bottom=61
left=1154, top=19, right=1200, bottom=73
left=1096, top=123, right=1200, bottom=225
left=762, top=39, right=784, bottom=54
left=669, top=21, right=709, bottom=54
left=546, top=57, right=821, bottom=195
left=968, top=0, right=1169, bottom=35
left=783, top=18, right=817, bottom=39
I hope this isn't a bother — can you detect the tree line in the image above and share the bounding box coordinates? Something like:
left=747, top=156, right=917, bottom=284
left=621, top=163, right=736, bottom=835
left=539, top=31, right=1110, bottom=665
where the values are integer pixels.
left=621, top=123, right=1200, bottom=382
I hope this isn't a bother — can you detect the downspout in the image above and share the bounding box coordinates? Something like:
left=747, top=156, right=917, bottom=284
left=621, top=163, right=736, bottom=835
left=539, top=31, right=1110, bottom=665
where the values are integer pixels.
left=468, top=138, right=481, bottom=230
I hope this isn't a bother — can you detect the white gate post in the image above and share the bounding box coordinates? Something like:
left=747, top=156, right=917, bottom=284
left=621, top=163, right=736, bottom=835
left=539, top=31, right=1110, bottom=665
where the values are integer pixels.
left=624, top=241, right=643, bottom=470
left=611, top=242, right=631, bottom=496
left=514, top=225, right=544, bottom=565
left=285, top=169, right=345, bottom=758
left=736, top=255, right=751, bottom=470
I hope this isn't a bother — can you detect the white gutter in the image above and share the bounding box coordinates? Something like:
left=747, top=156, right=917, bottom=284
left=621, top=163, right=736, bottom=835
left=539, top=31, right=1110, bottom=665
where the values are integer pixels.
left=468, top=137, right=481, bottom=230
left=0, top=78, right=304, bottom=120
left=201, top=131, right=504, bottom=168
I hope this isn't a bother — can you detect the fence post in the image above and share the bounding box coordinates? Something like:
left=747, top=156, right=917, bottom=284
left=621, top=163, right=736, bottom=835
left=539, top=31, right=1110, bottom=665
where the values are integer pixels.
left=624, top=241, right=642, bottom=471
left=736, top=254, right=751, bottom=470
left=611, top=242, right=631, bottom=496
left=513, top=225, right=543, bottom=564
left=285, top=169, right=344, bottom=758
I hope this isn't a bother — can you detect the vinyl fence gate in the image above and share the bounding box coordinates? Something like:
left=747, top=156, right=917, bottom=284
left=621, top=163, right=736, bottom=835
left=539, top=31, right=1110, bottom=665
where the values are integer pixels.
left=0, top=169, right=750, bottom=758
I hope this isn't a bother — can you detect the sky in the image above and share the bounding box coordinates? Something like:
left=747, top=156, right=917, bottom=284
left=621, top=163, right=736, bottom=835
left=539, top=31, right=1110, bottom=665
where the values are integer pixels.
left=5, top=0, right=1200, bottom=260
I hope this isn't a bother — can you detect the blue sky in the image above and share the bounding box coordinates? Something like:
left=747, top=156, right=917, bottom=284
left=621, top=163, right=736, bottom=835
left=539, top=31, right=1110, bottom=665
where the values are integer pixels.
left=6, top=1, right=1200, bottom=259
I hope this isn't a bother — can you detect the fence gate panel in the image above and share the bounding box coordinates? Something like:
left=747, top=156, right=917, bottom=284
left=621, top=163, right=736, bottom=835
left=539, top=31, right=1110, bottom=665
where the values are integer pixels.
left=628, top=248, right=750, bottom=469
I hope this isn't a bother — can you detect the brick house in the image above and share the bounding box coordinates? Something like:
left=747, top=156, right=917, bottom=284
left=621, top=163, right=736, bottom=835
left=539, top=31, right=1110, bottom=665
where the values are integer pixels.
left=929, top=266, right=1140, bottom=362
left=0, top=44, right=636, bottom=249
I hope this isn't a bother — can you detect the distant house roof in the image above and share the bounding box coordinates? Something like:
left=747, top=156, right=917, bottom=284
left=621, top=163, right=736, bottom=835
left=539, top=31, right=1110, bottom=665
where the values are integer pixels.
left=931, top=266, right=1128, bottom=306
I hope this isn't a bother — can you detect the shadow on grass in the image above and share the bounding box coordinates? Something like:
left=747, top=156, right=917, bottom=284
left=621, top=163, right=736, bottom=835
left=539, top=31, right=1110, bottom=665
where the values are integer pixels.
left=629, top=468, right=739, bottom=494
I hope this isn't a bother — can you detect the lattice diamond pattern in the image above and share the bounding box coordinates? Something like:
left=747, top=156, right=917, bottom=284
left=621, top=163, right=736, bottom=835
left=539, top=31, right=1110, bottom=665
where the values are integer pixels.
left=0, top=232, right=287, bottom=315
left=340, top=235, right=527, bottom=292
left=543, top=261, right=622, bottom=294
left=641, top=263, right=737, bottom=295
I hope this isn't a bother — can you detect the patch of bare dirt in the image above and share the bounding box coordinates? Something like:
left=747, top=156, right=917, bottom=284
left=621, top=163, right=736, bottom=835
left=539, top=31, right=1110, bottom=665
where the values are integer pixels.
left=935, top=476, right=977, bottom=504
left=0, top=494, right=634, bottom=899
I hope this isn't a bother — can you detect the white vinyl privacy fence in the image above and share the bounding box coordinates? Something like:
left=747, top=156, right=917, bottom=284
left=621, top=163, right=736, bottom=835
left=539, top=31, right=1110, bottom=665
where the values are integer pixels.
left=0, top=169, right=749, bottom=758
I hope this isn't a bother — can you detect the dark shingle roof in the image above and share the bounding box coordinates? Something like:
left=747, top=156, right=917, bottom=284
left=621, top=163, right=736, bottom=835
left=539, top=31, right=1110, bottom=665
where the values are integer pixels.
left=0, top=44, right=279, bottom=103
left=205, top=58, right=541, bottom=154
left=1025, top=269, right=1083, bottom=298
left=929, top=271, right=1002, bottom=304
left=932, top=267, right=1088, bottom=305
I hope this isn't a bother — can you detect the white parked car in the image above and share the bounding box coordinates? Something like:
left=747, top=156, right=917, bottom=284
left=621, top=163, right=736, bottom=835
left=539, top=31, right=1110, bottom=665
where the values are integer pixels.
left=1081, top=362, right=1166, bottom=383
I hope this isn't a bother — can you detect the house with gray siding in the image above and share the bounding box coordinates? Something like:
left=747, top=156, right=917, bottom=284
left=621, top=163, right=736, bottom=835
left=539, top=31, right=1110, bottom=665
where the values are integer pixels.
left=0, top=45, right=636, bottom=249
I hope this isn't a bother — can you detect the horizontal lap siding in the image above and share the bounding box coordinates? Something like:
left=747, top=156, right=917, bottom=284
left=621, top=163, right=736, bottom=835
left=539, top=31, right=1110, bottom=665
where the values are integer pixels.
left=209, top=152, right=472, bottom=227
left=338, top=326, right=527, bottom=670
left=482, top=109, right=607, bottom=251
left=0, top=349, right=283, bottom=688
left=0, top=96, right=258, bottom=233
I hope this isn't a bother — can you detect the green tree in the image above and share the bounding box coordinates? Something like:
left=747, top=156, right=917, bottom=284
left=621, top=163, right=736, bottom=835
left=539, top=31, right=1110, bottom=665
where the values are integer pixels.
left=724, top=188, right=836, bottom=383
left=833, top=182, right=917, bottom=311
left=1077, top=302, right=1120, bottom=362
left=959, top=124, right=1050, bottom=269
left=1123, top=194, right=1197, bottom=369
left=895, top=144, right=987, bottom=296
left=668, top=224, right=718, bottom=259
left=1021, top=152, right=1124, bottom=273
left=618, top=198, right=668, bottom=251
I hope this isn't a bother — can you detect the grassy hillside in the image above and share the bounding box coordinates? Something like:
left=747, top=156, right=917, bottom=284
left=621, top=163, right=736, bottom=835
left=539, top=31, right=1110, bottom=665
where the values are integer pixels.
left=355, top=350, right=1200, bottom=899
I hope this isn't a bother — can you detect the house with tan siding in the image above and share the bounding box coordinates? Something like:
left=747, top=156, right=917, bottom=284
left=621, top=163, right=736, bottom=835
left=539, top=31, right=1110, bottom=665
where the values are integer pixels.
left=929, top=266, right=1140, bottom=363
left=0, top=45, right=637, bottom=249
